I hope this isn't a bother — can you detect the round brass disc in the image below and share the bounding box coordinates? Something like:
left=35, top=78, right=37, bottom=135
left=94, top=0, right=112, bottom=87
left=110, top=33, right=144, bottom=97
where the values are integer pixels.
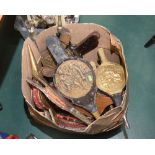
left=96, top=63, right=125, bottom=95
left=55, top=60, right=94, bottom=99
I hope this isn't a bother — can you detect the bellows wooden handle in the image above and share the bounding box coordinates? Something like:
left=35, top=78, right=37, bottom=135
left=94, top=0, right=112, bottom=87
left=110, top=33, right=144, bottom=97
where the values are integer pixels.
left=98, top=48, right=109, bottom=63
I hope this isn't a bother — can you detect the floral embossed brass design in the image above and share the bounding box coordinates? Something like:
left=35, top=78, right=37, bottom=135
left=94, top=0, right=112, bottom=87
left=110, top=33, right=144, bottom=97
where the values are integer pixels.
left=96, top=48, right=125, bottom=95
left=55, top=60, right=94, bottom=98
left=96, top=64, right=125, bottom=94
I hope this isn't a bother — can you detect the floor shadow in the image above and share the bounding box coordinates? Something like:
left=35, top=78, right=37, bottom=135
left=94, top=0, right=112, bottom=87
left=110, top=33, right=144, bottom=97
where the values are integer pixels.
left=24, top=100, right=122, bottom=139
left=0, top=15, right=22, bottom=87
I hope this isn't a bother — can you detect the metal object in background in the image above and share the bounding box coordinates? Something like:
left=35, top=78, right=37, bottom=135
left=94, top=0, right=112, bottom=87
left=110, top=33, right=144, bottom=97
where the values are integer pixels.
left=14, top=16, right=30, bottom=39
left=64, top=15, right=79, bottom=24
left=14, top=15, right=79, bottom=40
left=144, top=35, right=155, bottom=48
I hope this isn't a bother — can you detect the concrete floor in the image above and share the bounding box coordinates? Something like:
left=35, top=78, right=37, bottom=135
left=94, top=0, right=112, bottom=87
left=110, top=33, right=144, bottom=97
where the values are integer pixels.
left=0, top=15, right=155, bottom=138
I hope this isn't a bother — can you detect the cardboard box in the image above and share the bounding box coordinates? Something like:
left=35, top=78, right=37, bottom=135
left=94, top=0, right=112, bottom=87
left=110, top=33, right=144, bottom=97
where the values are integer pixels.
left=22, top=23, right=128, bottom=134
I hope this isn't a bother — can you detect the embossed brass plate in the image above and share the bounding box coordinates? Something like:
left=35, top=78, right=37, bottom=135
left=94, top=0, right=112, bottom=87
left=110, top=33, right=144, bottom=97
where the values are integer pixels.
left=96, top=48, right=125, bottom=95
left=55, top=59, right=94, bottom=99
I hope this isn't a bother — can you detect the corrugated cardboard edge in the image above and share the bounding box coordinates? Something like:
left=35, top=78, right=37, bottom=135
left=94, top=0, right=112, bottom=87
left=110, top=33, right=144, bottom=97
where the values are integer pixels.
left=22, top=23, right=129, bottom=135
